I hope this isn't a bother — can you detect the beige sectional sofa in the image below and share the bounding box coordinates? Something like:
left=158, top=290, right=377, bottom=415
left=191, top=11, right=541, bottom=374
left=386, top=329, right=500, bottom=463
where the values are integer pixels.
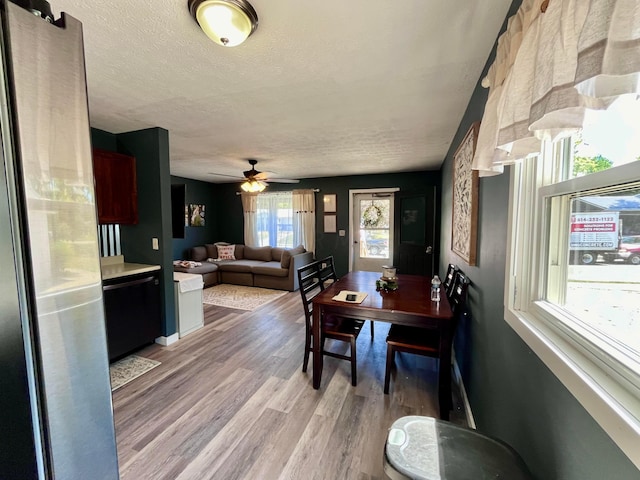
left=173, top=243, right=313, bottom=291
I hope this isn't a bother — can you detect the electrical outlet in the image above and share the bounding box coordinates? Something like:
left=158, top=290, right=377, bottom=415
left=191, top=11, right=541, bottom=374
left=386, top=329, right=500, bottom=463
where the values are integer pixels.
left=152, top=238, right=159, bottom=250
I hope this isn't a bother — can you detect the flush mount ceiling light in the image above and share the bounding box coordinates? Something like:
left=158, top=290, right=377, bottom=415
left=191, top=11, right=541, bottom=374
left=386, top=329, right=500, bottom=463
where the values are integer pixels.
left=188, top=0, right=258, bottom=47
left=240, top=179, right=267, bottom=192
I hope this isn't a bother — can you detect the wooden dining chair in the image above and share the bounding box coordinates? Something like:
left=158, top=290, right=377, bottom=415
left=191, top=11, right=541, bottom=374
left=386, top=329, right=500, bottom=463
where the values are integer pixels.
left=318, top=255, right=374, bottom=339
left=297, top=259, right=365, bottom=386
left=384, top=270, right=470, bottom=397
left=442, top=263, right=459, bottom=299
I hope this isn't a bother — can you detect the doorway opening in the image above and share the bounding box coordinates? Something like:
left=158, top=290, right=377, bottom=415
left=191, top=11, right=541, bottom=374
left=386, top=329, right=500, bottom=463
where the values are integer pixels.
left=349, top=188, right=399, bottom=272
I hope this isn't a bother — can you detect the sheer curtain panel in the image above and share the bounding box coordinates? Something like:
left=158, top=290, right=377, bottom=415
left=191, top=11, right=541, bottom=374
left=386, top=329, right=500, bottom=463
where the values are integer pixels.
left=241, top=193, right=259, bottom=247
left=256, top=192, right=294, bottom=248
left=293, top=189, right=315, bottom=254
left=473, top=0, right=640, bottom=176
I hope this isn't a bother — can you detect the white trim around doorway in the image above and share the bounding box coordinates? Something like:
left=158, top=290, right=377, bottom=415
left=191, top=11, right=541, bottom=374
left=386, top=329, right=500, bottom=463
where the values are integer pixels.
left=348, top=187, right=400, bottom=272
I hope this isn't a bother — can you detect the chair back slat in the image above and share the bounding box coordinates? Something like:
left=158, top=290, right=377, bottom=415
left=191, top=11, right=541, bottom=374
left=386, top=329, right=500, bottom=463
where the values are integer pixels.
left=443, top=263, right=459, bottom=299
left=450, top=271, right=469, bottom=315
left=317, top=255, right=338, bottom=288
left=297, top=261, right=323, bottom=322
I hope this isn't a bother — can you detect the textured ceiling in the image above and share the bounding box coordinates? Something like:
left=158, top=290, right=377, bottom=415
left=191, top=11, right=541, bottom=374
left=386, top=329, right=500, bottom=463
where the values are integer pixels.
left=52, top=0, right=512, bottom=184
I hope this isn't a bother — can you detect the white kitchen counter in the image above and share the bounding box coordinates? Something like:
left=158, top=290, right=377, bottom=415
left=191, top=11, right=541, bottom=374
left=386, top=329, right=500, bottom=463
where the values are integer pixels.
left=100, top=255, right=160, bottom=281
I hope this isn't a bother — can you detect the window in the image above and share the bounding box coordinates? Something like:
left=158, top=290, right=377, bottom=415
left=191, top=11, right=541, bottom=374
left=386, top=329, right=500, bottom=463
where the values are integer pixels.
left=255, top=192, right=294, bottom=248
left=506, top=95, right=640, bottom=465
left=242, top=190, right=316, bottom=251
left=359, top=198, right=391, bottom=258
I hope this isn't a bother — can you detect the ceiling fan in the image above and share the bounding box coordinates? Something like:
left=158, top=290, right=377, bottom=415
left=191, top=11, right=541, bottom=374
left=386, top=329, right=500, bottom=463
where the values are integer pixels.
left=209, top=159, right=299, bottom=191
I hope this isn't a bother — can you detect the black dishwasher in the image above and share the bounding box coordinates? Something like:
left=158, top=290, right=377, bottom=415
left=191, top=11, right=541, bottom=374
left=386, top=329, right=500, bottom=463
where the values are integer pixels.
left=102, top=271, right=161, bottom=361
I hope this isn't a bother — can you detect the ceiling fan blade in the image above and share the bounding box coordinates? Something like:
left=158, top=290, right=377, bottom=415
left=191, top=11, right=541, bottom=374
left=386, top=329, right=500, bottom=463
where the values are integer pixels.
left=211, top=161, right=299, bottom=185
left=243, top=168, right=261, bottom=178
left=208, top=172, right=243, bottom=179
left=268, top=178, right=300, bottom=184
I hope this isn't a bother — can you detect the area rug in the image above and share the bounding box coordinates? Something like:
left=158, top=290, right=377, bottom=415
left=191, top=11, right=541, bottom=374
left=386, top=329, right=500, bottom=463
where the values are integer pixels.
left=109, top=355, right=160, bottom=391
left=202, top=284, right=287, bottom=311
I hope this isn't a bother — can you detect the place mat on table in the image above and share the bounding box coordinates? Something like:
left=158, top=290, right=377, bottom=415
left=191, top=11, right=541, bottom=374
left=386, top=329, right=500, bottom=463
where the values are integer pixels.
left=332, top=290, right=368, bottom=304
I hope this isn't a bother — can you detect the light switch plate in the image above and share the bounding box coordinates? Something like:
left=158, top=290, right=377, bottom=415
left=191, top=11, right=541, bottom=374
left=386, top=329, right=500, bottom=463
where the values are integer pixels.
left=152, top=237, right=159, bottom=250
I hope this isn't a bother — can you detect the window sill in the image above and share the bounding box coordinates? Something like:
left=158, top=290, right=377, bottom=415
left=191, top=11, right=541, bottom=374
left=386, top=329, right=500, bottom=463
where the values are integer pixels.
left=504, top=307, right=640, bottom=469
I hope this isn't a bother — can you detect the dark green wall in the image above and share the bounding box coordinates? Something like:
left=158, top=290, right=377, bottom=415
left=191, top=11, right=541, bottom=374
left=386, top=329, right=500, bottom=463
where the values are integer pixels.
left=171, top=176, right=218, bottom=259
left=91, top=128, right=117, bottom=151
left=213, top=171, right=440, bottom=277
left=439, top=1, right=639, bottom=478
left=91, top=127, right=176, bottom=337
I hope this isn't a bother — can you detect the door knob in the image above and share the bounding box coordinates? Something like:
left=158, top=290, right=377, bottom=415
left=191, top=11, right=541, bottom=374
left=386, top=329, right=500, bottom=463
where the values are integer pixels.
left=426, top=246, right=433, bottom=254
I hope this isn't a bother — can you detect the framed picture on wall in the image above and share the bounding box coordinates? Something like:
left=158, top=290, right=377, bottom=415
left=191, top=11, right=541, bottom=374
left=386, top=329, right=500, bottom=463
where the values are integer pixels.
left=323, top=194, right=337, bottom=213
left=189, top=204, right=205, bottom=227
left=324, top=214, right=337, bottom=233
left=451, top=122, right=480, bottom=266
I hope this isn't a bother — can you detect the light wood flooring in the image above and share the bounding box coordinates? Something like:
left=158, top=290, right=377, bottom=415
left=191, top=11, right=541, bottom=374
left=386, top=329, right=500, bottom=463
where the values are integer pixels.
left=112, top=290, right=467, bottom=480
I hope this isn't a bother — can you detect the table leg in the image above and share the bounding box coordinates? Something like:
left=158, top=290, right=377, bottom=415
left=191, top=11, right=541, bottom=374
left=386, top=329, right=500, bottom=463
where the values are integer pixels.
left=438, top=328, right=452, bottom=421
left=312, top=304, right=323, bottom=389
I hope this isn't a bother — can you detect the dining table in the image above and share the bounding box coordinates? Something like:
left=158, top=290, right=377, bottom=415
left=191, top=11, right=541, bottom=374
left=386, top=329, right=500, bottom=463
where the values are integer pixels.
left=311, top=270, right=455, bottom=420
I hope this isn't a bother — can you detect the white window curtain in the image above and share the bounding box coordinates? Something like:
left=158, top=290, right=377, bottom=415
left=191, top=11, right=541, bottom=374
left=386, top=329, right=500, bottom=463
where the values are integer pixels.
left=241, top=193, right=259, bottom=247
left=292, top=189, right=315, bottom=254
left=473, top=0, right=640, bottom=177
left=256, top=192, right=294, bottom=248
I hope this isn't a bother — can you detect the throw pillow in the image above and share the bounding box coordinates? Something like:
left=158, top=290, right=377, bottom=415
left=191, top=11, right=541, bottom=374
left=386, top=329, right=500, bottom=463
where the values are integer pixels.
left=216, top=244, right=236, bottom=260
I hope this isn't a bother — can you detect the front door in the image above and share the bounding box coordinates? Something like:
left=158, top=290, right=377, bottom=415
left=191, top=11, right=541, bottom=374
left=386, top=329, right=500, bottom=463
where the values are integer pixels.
left=352, top=193, right=394, bottom=272
left=394, top=189, right=437, bottom=276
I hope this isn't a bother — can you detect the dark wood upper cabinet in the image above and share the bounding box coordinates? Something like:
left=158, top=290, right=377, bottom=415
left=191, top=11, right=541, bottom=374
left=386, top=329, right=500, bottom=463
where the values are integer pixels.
left=92, top=148, right=138, bottom=224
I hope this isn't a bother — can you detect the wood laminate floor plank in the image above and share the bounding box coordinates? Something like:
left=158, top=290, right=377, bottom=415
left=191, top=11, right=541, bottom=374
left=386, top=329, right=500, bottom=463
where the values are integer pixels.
left=113, top=290, right=466, bottom=479
left=174, top=376, right=287, bottom=480
left=318, top=393, right=368, bottom=479
left=120, top=368, right=264, bottom=478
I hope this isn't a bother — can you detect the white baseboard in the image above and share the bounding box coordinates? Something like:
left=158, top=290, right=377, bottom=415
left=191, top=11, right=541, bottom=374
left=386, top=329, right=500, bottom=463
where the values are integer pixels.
left=453, top=356, right=476, bottom=429
left=155, top=333, right=179, bottom=346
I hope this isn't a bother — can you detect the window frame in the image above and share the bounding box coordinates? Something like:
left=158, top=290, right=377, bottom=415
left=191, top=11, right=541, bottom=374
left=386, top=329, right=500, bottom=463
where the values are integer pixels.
left=255, top=191, right=294, bottom=249
left=505, top=146, right=640, bottom=469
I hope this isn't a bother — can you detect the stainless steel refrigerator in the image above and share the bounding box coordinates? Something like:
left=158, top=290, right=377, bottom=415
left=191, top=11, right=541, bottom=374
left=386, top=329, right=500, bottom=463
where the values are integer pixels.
left=0, top=0, right=119, bottom=478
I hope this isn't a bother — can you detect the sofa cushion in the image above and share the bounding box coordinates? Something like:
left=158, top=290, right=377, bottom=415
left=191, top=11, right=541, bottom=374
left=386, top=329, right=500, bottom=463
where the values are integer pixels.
left=216, top=244, right=236, bottom=260
left=216, top=259, right=265, bottom=273
left=281, top=245, right=306, bottom=268
left=173, top=262, right=218, bottom=275
left=205, top=243, right=217, bottom=259
left=251, top=261, right=288, bottom=277
left=234, top=244, right=245, bottom=259
left=271, top=247, right=285, bottom=262
left=191, top=246, right=208, bottom=262
left=244, top=245, right=272, bottom=262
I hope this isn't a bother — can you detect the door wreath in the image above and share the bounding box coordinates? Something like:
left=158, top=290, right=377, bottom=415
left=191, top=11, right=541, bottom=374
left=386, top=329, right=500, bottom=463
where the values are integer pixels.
left=362, top=204, right=383, bottom=228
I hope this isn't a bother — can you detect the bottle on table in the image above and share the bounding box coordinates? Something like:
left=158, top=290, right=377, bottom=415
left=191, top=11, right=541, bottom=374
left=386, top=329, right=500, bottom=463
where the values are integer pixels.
left=431, top=274, right=441, bottom=302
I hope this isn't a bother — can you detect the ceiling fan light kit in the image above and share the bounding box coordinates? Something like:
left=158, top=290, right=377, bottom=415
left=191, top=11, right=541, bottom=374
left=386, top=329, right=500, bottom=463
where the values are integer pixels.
left=209, top=159, right=299, bottom=190
left=240, top=179, right=267, bottom=192
left=240, top=159, right=266, bottom=191
left=188, top=0, right=258, bottom=47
